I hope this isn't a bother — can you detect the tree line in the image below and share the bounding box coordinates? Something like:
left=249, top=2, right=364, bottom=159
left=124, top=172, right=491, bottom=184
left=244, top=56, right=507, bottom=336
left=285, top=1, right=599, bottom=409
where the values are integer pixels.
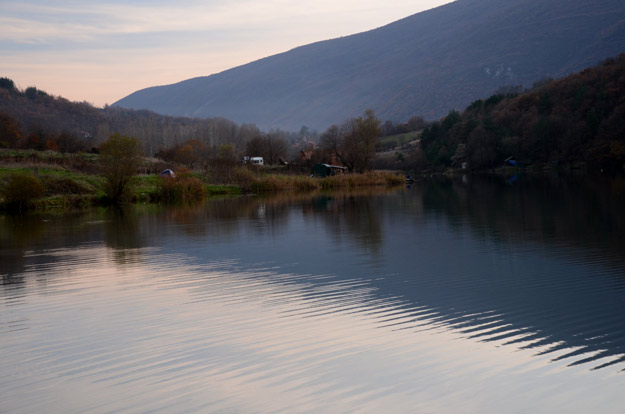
left=0, top=78, right=265, bottom=155
left=1, top=73, right=435, bottom=175
left=0, top=77, right=334, bottom=170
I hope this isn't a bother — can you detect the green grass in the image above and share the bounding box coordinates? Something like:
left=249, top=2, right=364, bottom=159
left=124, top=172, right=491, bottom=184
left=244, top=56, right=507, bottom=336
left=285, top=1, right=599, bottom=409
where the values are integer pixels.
left=0, top=166, right=105, bottom=190
left=206, top=185, right=241, bottom=196
left=378, top=131, right=419, bottom=149
left=32, top=194, right=100, bottom=209
left=0, top=148, right=98, bottom=161
left=0, top=166, right=105, bottom=210
left=133, top=175, right=160, bottom=201
left=0, top=166, right=54, bottom=174
left=133, top=175, right=241, bottom=201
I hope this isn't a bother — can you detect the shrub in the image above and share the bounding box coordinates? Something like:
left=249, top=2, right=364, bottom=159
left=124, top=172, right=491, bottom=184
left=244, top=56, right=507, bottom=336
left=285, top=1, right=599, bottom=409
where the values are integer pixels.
left=157, top=175, right=206, bottom=202
left=205, top=158, right=241, bottom=184
left=99, top=134, right=142, bottom=202
left=232, top=166, right=258, bottom=189
left=0, top=172, right=45, bottom=209
left=41, top=176, right=96, bottom=196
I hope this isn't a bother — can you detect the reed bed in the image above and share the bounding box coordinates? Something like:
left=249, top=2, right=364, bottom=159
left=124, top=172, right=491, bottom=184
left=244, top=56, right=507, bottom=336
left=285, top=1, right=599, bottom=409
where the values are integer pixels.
left=156, top=175, right=207, bottom=202
left=236, top=169, right=404, bottom=193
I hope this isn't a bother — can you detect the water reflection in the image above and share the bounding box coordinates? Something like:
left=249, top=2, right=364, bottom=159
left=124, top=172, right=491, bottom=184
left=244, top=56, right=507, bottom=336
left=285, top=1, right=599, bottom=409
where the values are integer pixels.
left=411, top=174, right=625, bottom=370
left=0, top=214, right=45, bottom=285
left=421, top=173, right=625, bottom=259
left=2, top=178, right=625, bottom=412
left=307, top=194, right=383, bottom=256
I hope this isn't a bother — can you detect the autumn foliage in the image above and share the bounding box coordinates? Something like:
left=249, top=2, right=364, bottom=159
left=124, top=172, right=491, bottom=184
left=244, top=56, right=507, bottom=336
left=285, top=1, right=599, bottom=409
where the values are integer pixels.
left=420, top=54, right=625, bottom=171
left=156, top=168, right=206, bottom=202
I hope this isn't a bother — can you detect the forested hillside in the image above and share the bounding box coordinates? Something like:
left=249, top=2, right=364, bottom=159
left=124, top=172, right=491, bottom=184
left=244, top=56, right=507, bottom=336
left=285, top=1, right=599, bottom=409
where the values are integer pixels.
left=418, top=54, right=625, bottom=171
left=114, top=0, right=625, bottom=130
left=0, top=78, right=261, bottom=155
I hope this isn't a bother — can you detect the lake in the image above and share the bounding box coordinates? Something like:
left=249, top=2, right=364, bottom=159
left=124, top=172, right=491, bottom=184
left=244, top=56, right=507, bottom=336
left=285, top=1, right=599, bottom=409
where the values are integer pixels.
left=2, top=173, right=625, bottom=413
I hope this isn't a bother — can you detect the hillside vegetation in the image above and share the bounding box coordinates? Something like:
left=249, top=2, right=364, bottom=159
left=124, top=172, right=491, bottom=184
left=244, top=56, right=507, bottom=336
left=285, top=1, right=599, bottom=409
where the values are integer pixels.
left=0, top=78, right=262, bottom=155
left=3, top=53, right=625, bottom=178
left=0, top=76, right=424, bottom=173
left=418, top=54, right=625, bottom=172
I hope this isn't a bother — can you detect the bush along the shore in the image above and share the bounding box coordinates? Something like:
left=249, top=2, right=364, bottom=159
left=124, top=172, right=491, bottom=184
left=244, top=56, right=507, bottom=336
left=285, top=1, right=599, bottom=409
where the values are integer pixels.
left=156, top=173, right=207, bottom=203
left=0, top=171, right=45, bottom=211
left=99, top=134, right=143, bottom=203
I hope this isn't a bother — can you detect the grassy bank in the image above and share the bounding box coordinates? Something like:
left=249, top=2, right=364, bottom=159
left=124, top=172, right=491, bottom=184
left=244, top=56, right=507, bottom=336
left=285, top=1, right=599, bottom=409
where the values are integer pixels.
left=0, top=155, right=405, bottom=211
left=0, top=167, right=239, bottom=211
left=232, top=167, right=404, bottom=193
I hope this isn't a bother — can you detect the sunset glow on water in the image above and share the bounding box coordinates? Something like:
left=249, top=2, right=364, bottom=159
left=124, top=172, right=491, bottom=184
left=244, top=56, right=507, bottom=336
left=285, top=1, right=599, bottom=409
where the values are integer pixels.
left=3, top=177, right=625, bottom=413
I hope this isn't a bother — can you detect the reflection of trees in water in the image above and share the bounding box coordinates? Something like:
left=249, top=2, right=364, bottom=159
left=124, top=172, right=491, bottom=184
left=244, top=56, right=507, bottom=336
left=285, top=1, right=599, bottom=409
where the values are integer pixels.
left=305, top=192, right=384, bottom=256
left=4, top=181, right=625, bottom=370
left=413, top=174, right=625, bottom=370
left=151, top=197, right=291, bottom=241
left=150, top=189, right=392, bottom=253
left=421, top=173, right=625, bottom=265
left=0, top=215, right=45, bottom=286
left=244, top=199, right=291, bottom=238
left=0, top=188, right=398, bottom=289
left=104, top=207, right=145, bottom=265
left=0, top=210, right=110, bottom=287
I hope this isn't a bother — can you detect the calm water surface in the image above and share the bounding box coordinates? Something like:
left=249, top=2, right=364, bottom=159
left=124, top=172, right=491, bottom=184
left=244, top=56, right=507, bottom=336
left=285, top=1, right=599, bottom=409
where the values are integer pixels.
left=2, top=174, right=625, bottom=413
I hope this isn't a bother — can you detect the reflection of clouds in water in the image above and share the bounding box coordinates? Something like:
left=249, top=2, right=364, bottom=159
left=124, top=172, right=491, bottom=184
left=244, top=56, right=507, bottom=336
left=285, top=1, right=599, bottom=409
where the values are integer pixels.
left=2, top=249, right=624, bottom=413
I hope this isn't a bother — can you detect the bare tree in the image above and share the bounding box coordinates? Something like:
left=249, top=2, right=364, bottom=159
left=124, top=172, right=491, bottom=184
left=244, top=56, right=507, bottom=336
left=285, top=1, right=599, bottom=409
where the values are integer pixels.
left=264, top=130, right=288, bottom=164
left=245, top=132, right=288, bottom=165
left=321, top=109, right=381, bottom=172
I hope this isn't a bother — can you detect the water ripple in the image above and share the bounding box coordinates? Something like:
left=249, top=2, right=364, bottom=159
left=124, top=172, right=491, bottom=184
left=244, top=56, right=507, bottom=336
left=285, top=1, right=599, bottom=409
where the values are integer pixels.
left=2, top=188, right=625, bottom=412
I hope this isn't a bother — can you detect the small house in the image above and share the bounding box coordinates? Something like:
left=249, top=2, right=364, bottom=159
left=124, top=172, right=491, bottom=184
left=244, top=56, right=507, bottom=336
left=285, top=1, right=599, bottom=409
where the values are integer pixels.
left=250, top=157, right=264, bottom=165
left=311, top=164, right=347, bottom=177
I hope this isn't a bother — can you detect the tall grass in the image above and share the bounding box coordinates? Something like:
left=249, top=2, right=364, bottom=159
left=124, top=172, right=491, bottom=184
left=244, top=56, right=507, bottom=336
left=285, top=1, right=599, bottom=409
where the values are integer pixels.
left=236, top=169, right=404, bottom=193
left=157, top=175, right=206, bottom=202
left=41, top=175, right=97, bottom=196
left=318, top=171, right=403, bottom=189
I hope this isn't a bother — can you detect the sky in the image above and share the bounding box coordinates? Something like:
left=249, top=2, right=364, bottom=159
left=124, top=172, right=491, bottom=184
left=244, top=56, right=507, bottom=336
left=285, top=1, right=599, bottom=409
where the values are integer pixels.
left=1, top=0, right=454, bottom=107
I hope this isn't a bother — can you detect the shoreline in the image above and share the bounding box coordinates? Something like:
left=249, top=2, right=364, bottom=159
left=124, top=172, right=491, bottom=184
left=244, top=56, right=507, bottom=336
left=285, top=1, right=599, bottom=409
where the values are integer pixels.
left=0, top=161, right=405, bottom=213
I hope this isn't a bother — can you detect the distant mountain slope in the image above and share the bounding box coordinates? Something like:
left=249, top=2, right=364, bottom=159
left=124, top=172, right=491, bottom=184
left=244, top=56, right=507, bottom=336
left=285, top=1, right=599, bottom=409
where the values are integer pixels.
left=114, top=0, right=625, bottom=130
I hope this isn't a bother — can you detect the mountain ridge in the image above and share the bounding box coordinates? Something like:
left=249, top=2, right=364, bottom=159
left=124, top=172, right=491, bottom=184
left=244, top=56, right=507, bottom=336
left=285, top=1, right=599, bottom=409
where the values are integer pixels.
left=114, top=0, right=625, bottom=130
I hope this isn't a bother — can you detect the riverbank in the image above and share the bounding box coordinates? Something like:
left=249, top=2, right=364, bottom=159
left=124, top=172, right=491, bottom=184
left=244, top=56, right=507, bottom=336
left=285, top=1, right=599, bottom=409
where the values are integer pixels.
left=414, top=159, right=603, bottom=179
left=0, top=157, right=405, bottom=211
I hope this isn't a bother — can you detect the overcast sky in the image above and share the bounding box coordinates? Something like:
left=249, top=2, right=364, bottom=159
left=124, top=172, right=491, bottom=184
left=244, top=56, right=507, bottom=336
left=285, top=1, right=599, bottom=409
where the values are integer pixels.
left=1, top=0, right=453, bottom=107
